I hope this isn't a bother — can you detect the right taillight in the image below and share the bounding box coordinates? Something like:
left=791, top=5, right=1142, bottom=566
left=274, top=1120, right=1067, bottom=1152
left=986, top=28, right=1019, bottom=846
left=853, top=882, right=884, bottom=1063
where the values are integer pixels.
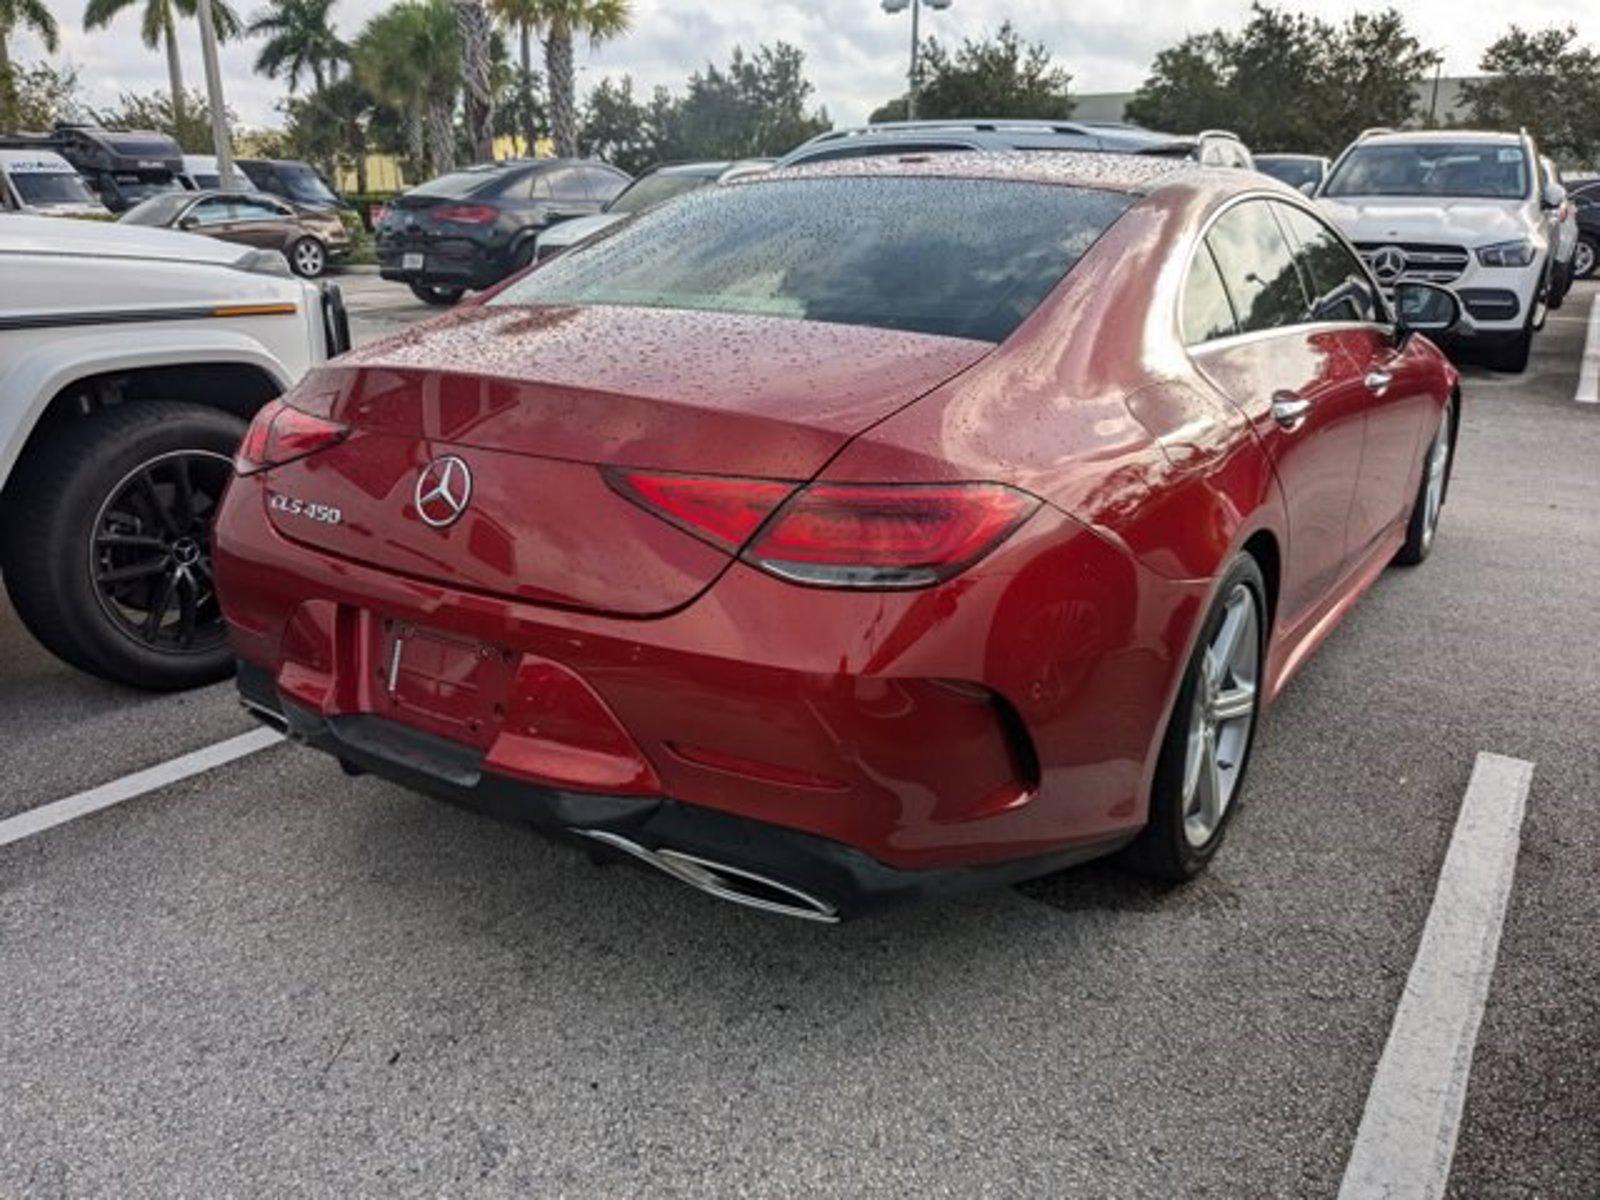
left=235, top=400, right=349, bottom=475
left=607, top=469, right=1039, bottom=589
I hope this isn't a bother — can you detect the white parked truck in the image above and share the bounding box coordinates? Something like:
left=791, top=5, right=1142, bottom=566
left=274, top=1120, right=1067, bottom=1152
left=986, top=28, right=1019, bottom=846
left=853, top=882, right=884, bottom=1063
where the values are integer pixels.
left=0, top=215, right=348, bottom=688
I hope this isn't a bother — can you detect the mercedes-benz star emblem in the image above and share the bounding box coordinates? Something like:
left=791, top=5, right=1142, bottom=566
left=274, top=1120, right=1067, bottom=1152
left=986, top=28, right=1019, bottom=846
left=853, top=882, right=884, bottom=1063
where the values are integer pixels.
left=1370, top=245, right=1408, bottom=283
left=414, top=455, right=472, bottom=528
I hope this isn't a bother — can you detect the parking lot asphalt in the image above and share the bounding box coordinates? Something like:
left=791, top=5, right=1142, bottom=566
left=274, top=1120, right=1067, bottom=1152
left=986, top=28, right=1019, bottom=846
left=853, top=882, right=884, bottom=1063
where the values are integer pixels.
left=1, top=280, right=1596, bottom=1198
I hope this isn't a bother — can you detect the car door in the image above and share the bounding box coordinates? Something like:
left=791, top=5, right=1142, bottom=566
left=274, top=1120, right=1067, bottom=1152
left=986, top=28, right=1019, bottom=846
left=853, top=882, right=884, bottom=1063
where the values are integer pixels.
left=1183, top=198, right=1371, bottom=628
left=228, top=195, right=296, bottom=250
left=1274, top=200, right=1433, bottom=557
left=179, top=195, right=242, bottom=243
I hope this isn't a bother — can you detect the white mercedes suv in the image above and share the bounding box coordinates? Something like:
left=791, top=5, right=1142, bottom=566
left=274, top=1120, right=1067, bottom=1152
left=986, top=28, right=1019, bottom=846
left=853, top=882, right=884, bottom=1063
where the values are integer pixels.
left=1318, top=128, right=1564, bottom=372
left=0, top=215, right=348, bottom=689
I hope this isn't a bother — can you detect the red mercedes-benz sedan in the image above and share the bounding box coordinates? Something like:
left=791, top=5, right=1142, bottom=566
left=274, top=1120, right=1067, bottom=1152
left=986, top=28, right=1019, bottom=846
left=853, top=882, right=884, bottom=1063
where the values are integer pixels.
left=214, top=153, right=1462, bottom=922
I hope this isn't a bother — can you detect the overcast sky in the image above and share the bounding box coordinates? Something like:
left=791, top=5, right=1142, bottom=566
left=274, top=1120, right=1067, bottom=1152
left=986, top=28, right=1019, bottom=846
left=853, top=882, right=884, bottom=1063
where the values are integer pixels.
left=11, top=0, right=1600, bottom=131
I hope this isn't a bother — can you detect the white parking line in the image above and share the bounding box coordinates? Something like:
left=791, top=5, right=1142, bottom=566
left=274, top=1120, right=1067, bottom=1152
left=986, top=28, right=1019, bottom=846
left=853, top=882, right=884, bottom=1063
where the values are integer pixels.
left=1337, top=752, right=1535, bottom=1200
left=1578, top=292, right=1600, bottom=404
left=0, top=727, right=284, bottom=849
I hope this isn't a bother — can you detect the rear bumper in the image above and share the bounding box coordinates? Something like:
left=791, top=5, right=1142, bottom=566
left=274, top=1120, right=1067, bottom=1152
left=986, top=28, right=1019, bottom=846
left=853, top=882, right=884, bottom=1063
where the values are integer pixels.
left=216, top=470, right=1200, bottom=889
left=238, top=661, right=1130, bottom=918
left=376, top=236, right=511, bottom=291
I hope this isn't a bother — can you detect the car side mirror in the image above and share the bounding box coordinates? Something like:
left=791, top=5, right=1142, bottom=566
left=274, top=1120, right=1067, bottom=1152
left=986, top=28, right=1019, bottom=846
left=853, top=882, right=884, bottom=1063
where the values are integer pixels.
left=1542, top=183, right=1566, bottom=210
left=1392, top=281, right=1462, bottom=346
left=1298, top=180, right=1318, bottom=197
left=178, top=215, right=200, bottom=230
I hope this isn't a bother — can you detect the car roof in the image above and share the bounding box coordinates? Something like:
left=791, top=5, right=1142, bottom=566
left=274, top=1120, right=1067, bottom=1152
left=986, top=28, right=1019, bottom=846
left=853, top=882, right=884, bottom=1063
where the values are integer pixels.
left=1360, top=129, right=1523, bottom=146
left=740, top=149, right=1203, bottom=196
left=0, top=148, right=75, bottom=168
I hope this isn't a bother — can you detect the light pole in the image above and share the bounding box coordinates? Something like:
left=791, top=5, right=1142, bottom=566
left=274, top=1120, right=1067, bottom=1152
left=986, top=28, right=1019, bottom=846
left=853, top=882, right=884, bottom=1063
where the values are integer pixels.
left=880, top=0, right=951, bottom=122
left=194, top=0, right=238, bottom=190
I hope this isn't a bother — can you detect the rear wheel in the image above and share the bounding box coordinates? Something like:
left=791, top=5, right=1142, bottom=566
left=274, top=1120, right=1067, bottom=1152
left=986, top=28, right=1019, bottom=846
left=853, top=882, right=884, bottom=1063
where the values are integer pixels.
left=1394, top=402, right=1454, bottom=566
left=0, top=402, right=245, bottom=690
left=1122, top=555, right=1266, bottom=881
left=1575, top=234, right=1598, bottom=281
left=288, top=236, right=327, bottom=278
left=409, top=282, right=464, bottom=306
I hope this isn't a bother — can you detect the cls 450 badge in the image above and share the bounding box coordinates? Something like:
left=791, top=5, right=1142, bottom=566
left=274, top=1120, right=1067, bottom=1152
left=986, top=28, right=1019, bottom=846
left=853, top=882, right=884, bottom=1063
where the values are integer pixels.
left=269, top=492, right=342, bottom=525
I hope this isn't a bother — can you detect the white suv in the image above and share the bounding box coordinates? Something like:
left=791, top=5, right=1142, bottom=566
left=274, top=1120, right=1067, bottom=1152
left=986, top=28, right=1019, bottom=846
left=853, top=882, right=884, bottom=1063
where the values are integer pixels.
left=1318, top=128, right=1564, bottom=372
left=0, top=215, right=347, bottom=688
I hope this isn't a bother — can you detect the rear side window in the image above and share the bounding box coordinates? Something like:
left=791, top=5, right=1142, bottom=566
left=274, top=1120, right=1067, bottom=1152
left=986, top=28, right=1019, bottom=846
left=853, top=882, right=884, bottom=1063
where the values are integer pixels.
left=578, top=166, right=628, bottom=203
left=1273, top=202, right=1380, bottom=323
left=491, top=177, right=1133, bottom=343
left=1203, top=200, right=1309, bottom=333
left=1182, top=244, right=1238, bottom=344
left=543, top=168, right=591, bottom=202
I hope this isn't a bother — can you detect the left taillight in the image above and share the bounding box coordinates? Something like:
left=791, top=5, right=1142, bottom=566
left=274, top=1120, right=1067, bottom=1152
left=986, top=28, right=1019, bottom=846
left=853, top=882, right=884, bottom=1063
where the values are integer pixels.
left=433, top=203, right=499, bottom=224
left=235, top=399, right=350, bottom=475
left=607, top=469, right=1039, bottom=589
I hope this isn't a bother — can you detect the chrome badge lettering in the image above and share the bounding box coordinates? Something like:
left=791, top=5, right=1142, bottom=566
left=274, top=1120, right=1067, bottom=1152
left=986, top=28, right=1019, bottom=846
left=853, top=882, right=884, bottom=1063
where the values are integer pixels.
left=269, top=492, right=343, bottom=525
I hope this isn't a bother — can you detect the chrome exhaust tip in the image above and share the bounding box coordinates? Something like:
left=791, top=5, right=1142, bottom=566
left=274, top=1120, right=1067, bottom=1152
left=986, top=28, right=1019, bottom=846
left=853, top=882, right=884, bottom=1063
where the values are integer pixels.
left=571, top=829, right=840, bottom=923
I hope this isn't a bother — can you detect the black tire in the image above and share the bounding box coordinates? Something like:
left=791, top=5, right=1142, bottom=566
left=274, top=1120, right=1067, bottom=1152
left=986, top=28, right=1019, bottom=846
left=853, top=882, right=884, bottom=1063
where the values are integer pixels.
left=1485, top=325, right=1533, bottom=373
left=1394, top=401, right=1455, bottom=567
left=510, top=237, right=537, bottom=273
left=409, top=282, right=465, bottom=306
left=0, top=402, right=247, bottom=690
left=1121, top=554, right=1268, bottom=881
left=288, top=236, right=327, bottom=279
left=1575, top=233, right=1599, bottom=281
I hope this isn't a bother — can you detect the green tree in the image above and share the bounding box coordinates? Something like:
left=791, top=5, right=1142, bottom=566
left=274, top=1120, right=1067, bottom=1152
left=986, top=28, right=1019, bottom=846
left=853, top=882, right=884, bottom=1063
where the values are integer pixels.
left=1126, top=4, right=1439, bottom=157
left=579, top=73, right=652, bottom=172
left=654, top=42, right=830, bottom=160
left=249, top=0, right=346, bottom=95
left=93, top=87, right=235, bottom=151
left=1, top=59, right=79, bottom=130
left=0, top=0, right=58, bottom=119
left=1459, top=26, right=1600, bottom=164
left=83, top=0, right=242, bottom=130
left=279, top=74, right=372, bottom=188
left=870, top=21, right=1073, bottom=123
left=354, top=0, right=460, bottom=176
left=452, top=0, right=495, bottom=161
left=487, top=0, right=549, bottom=153
left=520, top=0, right=631, bottom=158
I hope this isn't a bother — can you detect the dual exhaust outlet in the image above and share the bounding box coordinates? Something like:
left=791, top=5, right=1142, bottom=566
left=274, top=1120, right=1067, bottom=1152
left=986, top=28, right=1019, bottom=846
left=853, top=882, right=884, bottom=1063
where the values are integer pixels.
left=571, top=829, right=840, bottom=924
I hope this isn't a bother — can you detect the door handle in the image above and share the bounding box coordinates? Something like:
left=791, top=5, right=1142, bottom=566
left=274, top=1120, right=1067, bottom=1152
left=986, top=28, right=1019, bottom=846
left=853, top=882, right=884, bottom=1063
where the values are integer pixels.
left=1364, top=369, right=1394, bottom=395
left=1270, top=394, right=1313, bottom=429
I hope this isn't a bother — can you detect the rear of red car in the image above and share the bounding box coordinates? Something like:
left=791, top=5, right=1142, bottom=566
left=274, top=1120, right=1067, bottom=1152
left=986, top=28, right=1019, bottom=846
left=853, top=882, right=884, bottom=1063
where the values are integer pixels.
left=215, top=170, right=1164, bottom=918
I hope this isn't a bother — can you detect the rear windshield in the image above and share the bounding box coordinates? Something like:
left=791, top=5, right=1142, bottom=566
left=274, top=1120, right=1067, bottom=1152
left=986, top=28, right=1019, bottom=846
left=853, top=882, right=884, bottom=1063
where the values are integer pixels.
left=12, top=171, right=98, bottom=206
left=1324, top=142, right=1530, bottom=200
left=608, top=171, right=713, bottom=214
left=407, top=168, right=503, bottom=199
left=491, top=177, right=1132, bottom=343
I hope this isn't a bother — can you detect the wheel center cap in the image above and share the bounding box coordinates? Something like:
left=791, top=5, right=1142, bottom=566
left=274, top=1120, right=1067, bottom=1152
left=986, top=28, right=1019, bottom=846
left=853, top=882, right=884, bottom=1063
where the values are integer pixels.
left=171, top=538, right=201, bottom=567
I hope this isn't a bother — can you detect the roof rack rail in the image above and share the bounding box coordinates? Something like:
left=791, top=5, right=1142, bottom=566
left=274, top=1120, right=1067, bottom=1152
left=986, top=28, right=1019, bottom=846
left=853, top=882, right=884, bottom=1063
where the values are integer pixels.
left=859, top=118, right=1097, bottom=136
left=1356, top=127, right=1395, bottom=141
left=1196, top=129, right=1242, bottom=141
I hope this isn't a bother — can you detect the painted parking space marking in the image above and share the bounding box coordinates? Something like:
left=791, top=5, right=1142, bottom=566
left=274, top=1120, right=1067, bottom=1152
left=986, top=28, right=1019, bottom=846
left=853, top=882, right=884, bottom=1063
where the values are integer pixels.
left=1577, top=290, right=1600, bottom=404
left=0, top=727, right=284, bottom=849
left=1337, top=752, right=1535, bottom=1200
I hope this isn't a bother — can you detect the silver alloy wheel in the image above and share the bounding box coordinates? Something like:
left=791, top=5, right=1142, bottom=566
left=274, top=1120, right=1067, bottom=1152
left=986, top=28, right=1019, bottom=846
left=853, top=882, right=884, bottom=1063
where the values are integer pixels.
left=1420, top=407, right=1451, bottom=551
left=1182, top=583, right=1260, bottom=848
left=293, top=238, right=326, bottom=277
left=1576, top=239, right=1597, bottom=280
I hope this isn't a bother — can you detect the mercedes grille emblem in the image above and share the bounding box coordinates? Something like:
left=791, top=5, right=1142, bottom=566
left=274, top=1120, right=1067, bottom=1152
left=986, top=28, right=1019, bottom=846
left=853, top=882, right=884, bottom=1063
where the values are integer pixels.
left=1370, top=245, right=1408, bottom=283
left=414, top=455, right=473, bottom=529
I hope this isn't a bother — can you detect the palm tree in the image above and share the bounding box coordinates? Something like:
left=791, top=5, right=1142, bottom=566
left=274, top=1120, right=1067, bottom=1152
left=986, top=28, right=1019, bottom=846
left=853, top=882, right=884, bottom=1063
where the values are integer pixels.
left=486, top=0, right=541, bottom=155
left=249, top=0, right=346, bottom=95
left=83, top=0, right=241, bottom=127
left=514, top=0, right=629, bottom=159
left=354, top=0, right=459, bottom=177
left=453, top=0, right=494, bottom=162
left=0, top=0, right=59, bottom=104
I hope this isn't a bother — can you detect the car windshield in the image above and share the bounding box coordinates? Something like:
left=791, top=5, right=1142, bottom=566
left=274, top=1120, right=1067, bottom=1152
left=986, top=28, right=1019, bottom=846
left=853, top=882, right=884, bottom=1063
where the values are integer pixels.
left=276, top=164, right=340, bottom=205
left=1324, top=142, right=1529, bottom=200
left=408, top=168, right=502, bottom=199
left=1257, top=158, right=1322, bottom=190
left=491, top=177, right=1131, bottom=343
left=607, top=171, right=714, bottom=215
left=11, top=171, right=98, bottom=206
left=120, top=192, right=194, bottom=225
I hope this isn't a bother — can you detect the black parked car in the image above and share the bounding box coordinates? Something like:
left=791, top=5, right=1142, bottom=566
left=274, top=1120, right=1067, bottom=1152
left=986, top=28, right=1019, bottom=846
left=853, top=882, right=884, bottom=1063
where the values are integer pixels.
left=376, top=158, right=630, bottom=305
left=1571, top=178, right=1599, bottom=280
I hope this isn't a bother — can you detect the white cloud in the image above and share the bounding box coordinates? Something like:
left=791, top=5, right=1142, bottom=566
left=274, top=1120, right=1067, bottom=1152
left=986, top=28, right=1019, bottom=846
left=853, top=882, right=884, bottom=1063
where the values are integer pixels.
left=10, top=0, right=1600, bottom=131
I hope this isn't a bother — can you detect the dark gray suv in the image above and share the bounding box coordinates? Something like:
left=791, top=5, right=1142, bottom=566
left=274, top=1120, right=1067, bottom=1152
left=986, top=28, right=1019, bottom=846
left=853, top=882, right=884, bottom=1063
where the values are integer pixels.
left=376, top=158, right=630, bottom=305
